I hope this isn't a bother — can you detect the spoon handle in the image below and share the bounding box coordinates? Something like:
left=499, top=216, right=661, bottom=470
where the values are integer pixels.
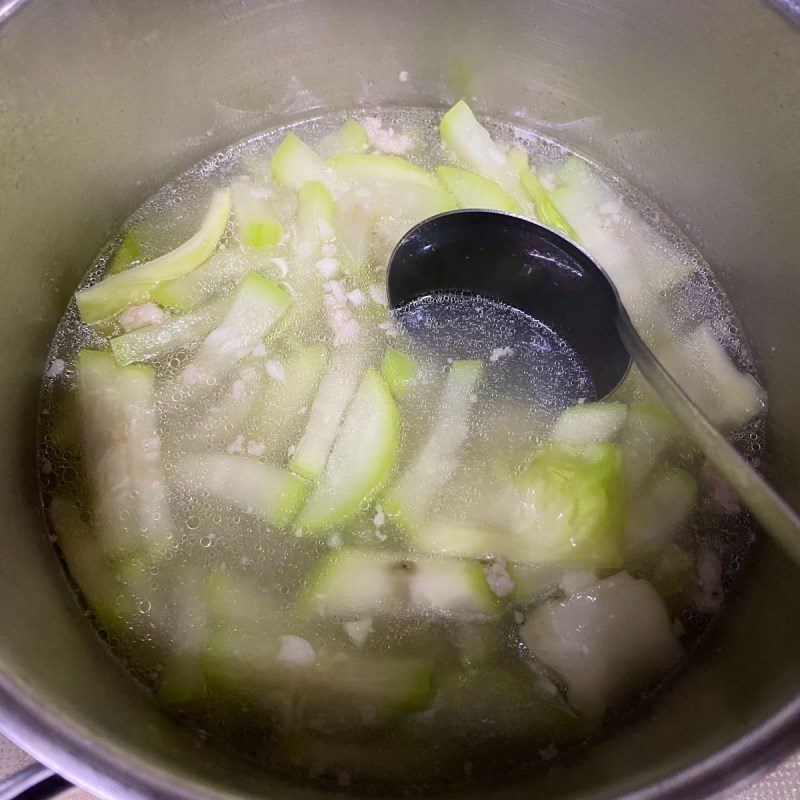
left=616, top=310, right=800, bottom=565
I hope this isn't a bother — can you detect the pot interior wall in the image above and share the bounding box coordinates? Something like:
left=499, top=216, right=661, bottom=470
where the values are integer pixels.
left=0, top=2, right=798, bottom=799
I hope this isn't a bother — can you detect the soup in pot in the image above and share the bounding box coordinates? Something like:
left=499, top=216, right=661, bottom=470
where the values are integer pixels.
left=38, top=103, right=765, bottom=789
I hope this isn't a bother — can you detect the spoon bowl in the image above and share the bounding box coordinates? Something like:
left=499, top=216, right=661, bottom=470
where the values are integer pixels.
left=387, top=210, right=631, bottom=400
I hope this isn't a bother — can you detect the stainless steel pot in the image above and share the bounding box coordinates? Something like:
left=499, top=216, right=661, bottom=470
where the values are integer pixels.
left=0, top=1, right=798, bottom=798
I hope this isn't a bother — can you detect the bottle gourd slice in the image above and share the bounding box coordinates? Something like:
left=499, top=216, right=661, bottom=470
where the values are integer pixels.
left=512, top=442, right=626, bottom=569
left=549, top=402, right=628, bottom=445
left=304, top=550, right=499, bottom=618
left=76, top=189, right=232, bottom=323
left=295, top=369, right=398, bottom=531
left=151, top=248, right=266, bottom=313
left=176, top=271, right=291, bottom=394
left=520, top=571, right=682, bottom=720
left=271, top=133, right=345, bottom=194
left=290, top=343, right=372, bottom=480
left=109, top=294, right=229, bottom=366
left=78, top=350, right=171, bottom=558
left=247, top=346, right=328, bottom=458
left=175, top=453, right=306, bottom=527
left=439, top=101, right=532, bottom=212
left=232, top=181, right=284, bottom=251
left=436, top=166, right=520, bottom=213
left=384, top=359, right=484, bottom=524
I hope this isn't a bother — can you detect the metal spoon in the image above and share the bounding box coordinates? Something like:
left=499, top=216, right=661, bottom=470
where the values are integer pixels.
left=387, top=209, right=800, bottom=565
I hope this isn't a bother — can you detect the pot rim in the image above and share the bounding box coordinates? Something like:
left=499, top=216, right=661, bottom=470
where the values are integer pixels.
left=2, top=664, right=800, bottom=800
